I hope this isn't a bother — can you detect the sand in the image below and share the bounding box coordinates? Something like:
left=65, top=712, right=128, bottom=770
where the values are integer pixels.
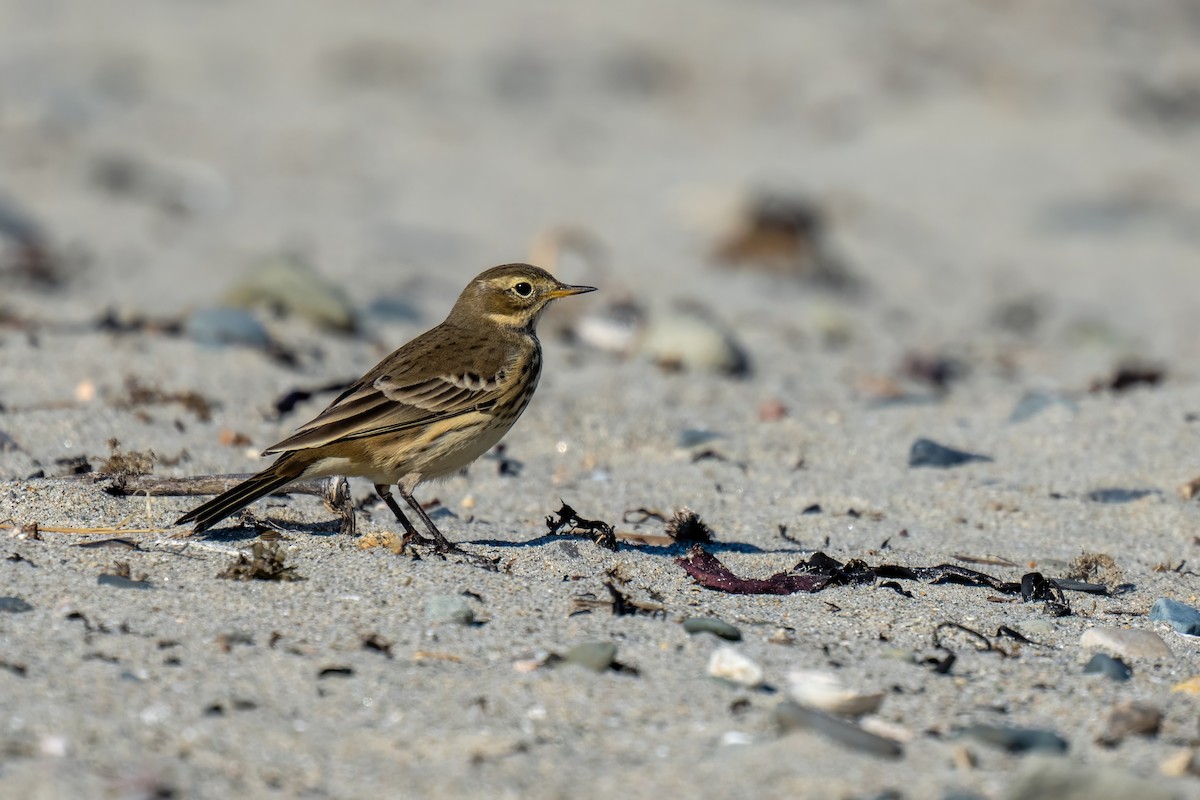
left=2, top=1, right=1200, bottom=797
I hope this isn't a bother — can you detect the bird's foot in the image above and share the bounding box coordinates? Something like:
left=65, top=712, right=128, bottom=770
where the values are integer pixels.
left=399, top=531, right=498, bottom=570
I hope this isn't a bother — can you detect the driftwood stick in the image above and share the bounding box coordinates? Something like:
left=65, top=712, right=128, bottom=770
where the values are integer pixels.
left=63, top=473, right=357, bottom=537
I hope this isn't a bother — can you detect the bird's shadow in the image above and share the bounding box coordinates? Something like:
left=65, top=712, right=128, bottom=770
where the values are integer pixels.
left=467, top=533, right=802, bottom=557
left=185, top=519, right=343, bottom=543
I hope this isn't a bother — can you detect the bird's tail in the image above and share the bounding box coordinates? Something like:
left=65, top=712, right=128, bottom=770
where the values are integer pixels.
left=175, top=454, right=306, bottom=533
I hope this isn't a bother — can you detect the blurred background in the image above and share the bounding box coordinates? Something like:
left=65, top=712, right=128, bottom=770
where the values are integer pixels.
left=2, top=0, right=1199, bottom=378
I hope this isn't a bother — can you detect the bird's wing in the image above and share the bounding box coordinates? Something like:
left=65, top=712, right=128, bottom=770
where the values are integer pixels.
left=262, top=325, right=516, bottom=454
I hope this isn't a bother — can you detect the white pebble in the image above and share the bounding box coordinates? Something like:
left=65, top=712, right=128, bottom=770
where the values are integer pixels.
left=707, top=646, right=764, bottom=687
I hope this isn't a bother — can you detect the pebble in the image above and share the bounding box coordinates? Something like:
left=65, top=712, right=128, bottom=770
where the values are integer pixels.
left=1003, top=755, right=1176, bottom=800
left=184, top=307, right=272, bottom=349
left=572, top=301, right=645, bottom=355
left=222, top=254, right=357, bottom=333
left=677, top=428, right=722, bottom=448
left=773, top=701, right=903, bottom=759
left=960, top=724, right=1068, bottom=754
left=638, top=306, right=750, bottom=375
left=682, top=616, right=742, bottom=641
left=1008, top=391, right=1077, bottom=423
left=1019, top=619, right=1055, bottom=637
left=1080, top=627, right=1172, bottom=660
left=707, top=646, right=764, bottom=688
left=562, top=641, right=617, bottom=672
left=0, top=428, right=21, bottom=452
left=1086, top=488, right=1159, bottom=504
left=0, top=596, right=33, bottom=613
left=424, top=595, right=475, bottom=625
left=1149, top=597, right=1200, bottom=636
left=1160, top=748, right=1200, bottom=778
left=1102, top=701, right=1162, bottom=743
left=908, top=438, right=992, bottom=468
left=787, top=669, right=884, bottom=717
left=1083, top=653, right=1132, bottom=681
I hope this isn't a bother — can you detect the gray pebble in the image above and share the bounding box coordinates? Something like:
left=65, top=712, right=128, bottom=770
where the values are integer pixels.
left=1086, top=488, right=1159, bottom=504
left=0, top=596, right=33, bottom=613
left=563, top=641, right=617, bottom=672
left=222, top=254, right=357, bottom=333
left=960, top=724, right=1068, bottom=754
left=908, top=438, right=992, bottom=468
left=638, top=306, right=750, bottom=376
left=1083, top=653, right=1131, bottom=681
left=1002, top=755, right=1176, bottom=800
left=1149, top=597, right=1200, bottom=636
left=682, top=616, right=742, bottom=641
left=1019, top=619, right=1055, bottom=637
left=184, top=307, right=272, bottom=349
left=773, top=701, right=903, bottom=759
left=1080, top=627, right=1172, bottom=660
left=1008, top=391, right=1077, bottom=423
left=677, top=428, right=722, bottom=448
left=424, top=594, right=475, bottom=625
left=0, top=428, right=21, bottom=452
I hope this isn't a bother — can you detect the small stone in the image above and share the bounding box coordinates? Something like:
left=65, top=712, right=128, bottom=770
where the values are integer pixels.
left=757, top=398, right=787, bottom=421
left=908, top=438, right=992, bottom=468
left=184, top=307, right=272, bottom=349
left=1005, top=755, right=1176, bottom=800
left=1080, top=627, right=1172, bottom=660
left=961, top=724, right=1068, bottom=754
left=638, top=305, right=750, bottom=376
left=773, top=701, right=903, bottom=759
left=1008, top=391, right=1077, bottom=423
left=787, top=669, right=885, bottom=717
left=0, top=429, right=20, bottom=452
left=707, top=646, right=764, bottom=687
left=1160, top=748, right=1200, bottom=778
left=222, top=253, right=357, bottom=332
left=1177, top=475, right=1200, bottom=500
left=1171, top=676, right=1200, bottom=695
left=1083, top=653, right=1132, bottom=682
left=1102, top=701, right=1162, bottom=743
left=424, top=595, right=474, bottom=625
left=1019, top=619, right=1055, bottom=637
left=682, top=617, right=742, bottom=641
left=1086, top=488, right=1159, bottom=504
left=0, top=596, right=33, bottom=613
left=562, top=641, right=617, bottom=672
left=1149, top=597, right=1200, bottom=636
left=677, top=428, right=721, bottom=448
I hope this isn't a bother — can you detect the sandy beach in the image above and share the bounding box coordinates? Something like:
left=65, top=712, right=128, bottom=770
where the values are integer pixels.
left=2, top=1, right=1200, bottom=797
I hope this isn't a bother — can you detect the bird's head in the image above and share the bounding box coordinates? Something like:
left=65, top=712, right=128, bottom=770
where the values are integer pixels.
left=450, top=263, right=596, bottom=331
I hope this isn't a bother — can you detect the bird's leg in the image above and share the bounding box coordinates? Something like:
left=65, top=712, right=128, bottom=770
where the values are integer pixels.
left=397, top=485, right=462, bottom=554
left=374, top=484, right=436, bottom=549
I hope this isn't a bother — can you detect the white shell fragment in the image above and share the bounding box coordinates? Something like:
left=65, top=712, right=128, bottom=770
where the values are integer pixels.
left=787, top=669, right=885, bottom=717
left=707, top=646, right=764, bottom=687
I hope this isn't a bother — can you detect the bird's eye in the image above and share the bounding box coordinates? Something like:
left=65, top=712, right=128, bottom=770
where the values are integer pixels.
left=513, top=281, right=533, bottom=297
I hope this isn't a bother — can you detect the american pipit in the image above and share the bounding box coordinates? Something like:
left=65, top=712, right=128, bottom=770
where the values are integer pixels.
left=175, top=264, right=595, bottom=553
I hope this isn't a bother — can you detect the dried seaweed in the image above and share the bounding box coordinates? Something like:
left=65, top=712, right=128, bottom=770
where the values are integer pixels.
left=664, top=508, right=714, bottom=543
left=99, top=438, right=155, bottom=479
left=677, top=546, right=1094, bottom=615
left=217, top=541, right=302, bottom=581
left=546, top=502, right=617, bottom=551
left=117, top=376, right=217, bottom=422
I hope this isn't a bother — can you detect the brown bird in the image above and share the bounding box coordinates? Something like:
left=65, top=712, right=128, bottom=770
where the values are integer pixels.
left=175, top=264, right=595, bottom=553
